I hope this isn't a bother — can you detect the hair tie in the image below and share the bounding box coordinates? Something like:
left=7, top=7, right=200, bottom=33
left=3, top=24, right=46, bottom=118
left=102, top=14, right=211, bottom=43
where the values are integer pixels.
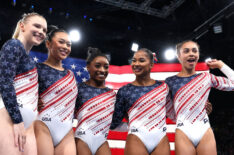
left=152, top=52, right=158, bottom=63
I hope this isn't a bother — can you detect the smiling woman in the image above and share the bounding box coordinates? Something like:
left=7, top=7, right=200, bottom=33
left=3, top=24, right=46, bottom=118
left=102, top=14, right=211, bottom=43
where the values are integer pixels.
left=165, top=40, right=234, bottom=155
left=34, top=25, right=78, bottom=155
left=0, top=12, right=47, bottom=155
left=74, top=47, right=116, bottom=155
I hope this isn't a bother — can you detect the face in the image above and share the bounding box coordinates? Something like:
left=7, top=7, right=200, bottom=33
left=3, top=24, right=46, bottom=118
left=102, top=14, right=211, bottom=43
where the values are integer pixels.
left=131, top=50, right=153, bottom=77
left=177, top=41, right=200, bottom=70
left=46, top=32, right=72, bottom=60
left=21, top=16, right=47, bottom=46
left=87, top=56, right=109, bottom=83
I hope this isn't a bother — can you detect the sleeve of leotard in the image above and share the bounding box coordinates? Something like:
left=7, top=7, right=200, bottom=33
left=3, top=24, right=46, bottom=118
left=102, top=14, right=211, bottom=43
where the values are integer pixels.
left=0, top=40, right=23, bottom=124
left=74, top=85, right=82, bottom=119
left=220, top=64, right=234, bottom=80
left=210, top=72, right=234, bottom=91
left=110, top=87, right=127, bottom=130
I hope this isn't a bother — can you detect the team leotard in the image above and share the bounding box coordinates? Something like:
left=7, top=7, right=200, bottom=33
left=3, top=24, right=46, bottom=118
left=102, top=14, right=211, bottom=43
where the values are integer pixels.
left=0, top=39, right=38, bottom=127
left=74, top=82, right=116, bottom=155
left=165, top=65, right=234, bottom=146
left=37, top=63, right=78, bottom=146
left=110, top=81, right=174, bottom=153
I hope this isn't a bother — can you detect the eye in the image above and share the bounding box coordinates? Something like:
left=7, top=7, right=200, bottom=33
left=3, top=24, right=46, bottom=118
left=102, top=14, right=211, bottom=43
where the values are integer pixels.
left=104, top=65, right=109, bottom=69
left=43, top=28, right=47, bottom=33
left=192, top=48, right=198, bottom=53
left=131, top=59, right=136, bottom=63
left=66, top=42, right=72, bottom=47
left=139, top=58, right=145, bottom=62
left=59, top=40, right=65, bottom=44
left=183, top=48, right=190, bottom=53
left=95, top=64, right=101, bottom=68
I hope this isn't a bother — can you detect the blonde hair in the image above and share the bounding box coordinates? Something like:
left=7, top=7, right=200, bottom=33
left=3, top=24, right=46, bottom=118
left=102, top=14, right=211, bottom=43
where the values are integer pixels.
left=12, top=12, right=45, bottom=39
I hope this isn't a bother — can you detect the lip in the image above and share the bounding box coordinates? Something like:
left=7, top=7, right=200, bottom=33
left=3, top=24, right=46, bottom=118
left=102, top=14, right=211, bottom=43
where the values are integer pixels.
left=132, top=67, right=142, bottom=72
left=33, top=32, right=44, bottom=41
left=60, top=51, right=68, bottom=56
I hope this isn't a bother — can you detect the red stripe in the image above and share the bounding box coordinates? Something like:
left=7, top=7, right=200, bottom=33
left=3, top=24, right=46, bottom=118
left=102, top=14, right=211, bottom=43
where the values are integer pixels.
left=109, top=62, right=209, bottom=74
left=129, top=103, right=156, bottom=125
left=77, top=90, right=114, bottom=115
left=128, top=84, right=165, bottom=113
left=39, top=89, right=72, bottom=114
left=40, top=71, right=71, bottom=97
left=77, top=107, right=106, bottom=128
left=15, top=68, right=37, bottom=80
left=16, top=81, right=38, bottom=95
left=110, top=149, right=175, bottom=155
left=106, top=82, right=131, bottom=89
left=174, top=73, right=205, bottom=111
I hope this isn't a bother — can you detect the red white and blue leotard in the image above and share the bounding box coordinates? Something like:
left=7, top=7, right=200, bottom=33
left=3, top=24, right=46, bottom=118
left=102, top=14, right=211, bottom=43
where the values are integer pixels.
left=165, top=64, right=234, bottom=146
left=0, top=39, right=38, bottom=128
left=110, top=81, right=174, bottom=153
left=74, top=82, right=116, bottom=155
left=37, top=63, right=78, bottom=146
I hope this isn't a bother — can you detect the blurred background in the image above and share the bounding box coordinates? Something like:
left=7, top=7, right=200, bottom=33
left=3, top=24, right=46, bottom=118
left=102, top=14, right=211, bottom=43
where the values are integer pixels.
left=0, top=0, right=234, bottom=154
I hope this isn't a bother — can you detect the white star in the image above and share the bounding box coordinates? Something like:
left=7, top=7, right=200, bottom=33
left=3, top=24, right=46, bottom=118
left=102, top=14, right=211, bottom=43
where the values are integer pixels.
left=33, top=57, right=39, bottom=62
left=83, top=67, right=88, bottom=71
left=82, top=77, right=87, bottom=82
left=76, top=71, right=82, bottom=76
left=71, top=64, right=77, bottom=69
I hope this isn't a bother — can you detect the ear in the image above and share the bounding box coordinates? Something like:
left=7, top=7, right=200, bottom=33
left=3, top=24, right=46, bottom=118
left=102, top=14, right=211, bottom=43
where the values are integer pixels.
left=45, top=40, right=51, bottom=49
left=150, top=62, right=154, bottom=68
left=19, top=22, right=25, bottom=32
left=177, top=53, right=182, bottom=63
left=86, top=64, right=90, bottom=72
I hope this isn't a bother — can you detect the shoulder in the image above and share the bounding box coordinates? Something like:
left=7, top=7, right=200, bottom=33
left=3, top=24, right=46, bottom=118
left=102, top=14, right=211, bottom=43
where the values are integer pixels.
left=2, top=39, right=24, bottom=51
left=116, top=84, right=132, bottom=96
left=165, top=75, right=177, bottom=83
left=78, top=82, right=86, bottom=89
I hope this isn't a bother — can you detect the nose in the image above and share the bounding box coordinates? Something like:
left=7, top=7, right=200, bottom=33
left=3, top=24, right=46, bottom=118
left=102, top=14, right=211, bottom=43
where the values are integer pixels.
left=133, top=60, right=140, bottom=66
left=99, top=66, right=105, bottom=72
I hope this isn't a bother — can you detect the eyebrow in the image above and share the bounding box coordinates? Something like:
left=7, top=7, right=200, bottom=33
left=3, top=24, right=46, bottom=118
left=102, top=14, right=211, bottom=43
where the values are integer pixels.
left=58, top=38, right=71, bottom=44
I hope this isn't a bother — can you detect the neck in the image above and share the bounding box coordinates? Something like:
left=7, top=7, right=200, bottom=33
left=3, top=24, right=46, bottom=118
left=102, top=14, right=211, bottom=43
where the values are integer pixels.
left=44, top=56, right=63, bottom=70
left=178, top=67, right=196, bottom=77
left=133, top=74, right=155, bottom=86
left=86, top=79, right=105, bottom=88
left=17, top=36, right=33, bottom=53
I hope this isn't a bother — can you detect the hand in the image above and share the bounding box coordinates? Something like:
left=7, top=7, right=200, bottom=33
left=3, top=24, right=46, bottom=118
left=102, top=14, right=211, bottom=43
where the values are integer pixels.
left=13, top=122, right=26, bottom=152
left=205, top=101, right=213, bottom=115
left=206, top=59, right=224, bottom=69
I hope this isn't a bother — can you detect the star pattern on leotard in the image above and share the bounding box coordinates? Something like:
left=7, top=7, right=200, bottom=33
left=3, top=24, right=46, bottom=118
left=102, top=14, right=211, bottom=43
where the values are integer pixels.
left=110, top=82, right=163, bottom=129
left=37, top=63, right=69, bottom=95
left=75, top=82, right=111, bottom=113
left=165, top=74, right=201, bottom=98
left=0, top=39, right=36, bottom=123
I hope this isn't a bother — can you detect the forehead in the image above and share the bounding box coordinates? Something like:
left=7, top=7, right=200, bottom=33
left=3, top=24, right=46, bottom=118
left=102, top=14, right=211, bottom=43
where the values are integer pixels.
left=92, top=56, right=109, bottom=63
left=181, top=41, right=198, bottom=49
left=27, top=16, right=47, bottom=27
left=53, top=32, right=70, bottom=40
left=134, top=50, right=149, bottom=58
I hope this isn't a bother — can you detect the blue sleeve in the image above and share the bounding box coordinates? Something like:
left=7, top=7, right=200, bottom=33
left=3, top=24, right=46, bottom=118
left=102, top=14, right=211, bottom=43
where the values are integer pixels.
left=110, top=87, right=127, bottom=130
left=0, top=40, right=23, bottom=124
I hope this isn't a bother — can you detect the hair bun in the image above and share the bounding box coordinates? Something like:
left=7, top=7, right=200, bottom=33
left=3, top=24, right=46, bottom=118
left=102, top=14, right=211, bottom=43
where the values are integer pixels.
left=87, top=47, right=101, bottom=56
left=47, top=25, right=58, bottom=35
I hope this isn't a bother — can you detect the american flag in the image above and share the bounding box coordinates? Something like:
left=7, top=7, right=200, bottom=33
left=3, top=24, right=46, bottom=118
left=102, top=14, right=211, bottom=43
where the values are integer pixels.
left=30, top=51, right=209, bottom=155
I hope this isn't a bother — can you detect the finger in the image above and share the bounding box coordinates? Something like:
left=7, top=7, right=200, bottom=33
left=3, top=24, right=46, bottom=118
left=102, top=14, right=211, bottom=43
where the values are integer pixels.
left=19, top=135, right=24, bottom=152
left=22, top=136, right=26, bottom=151
left=14, top=132, right=19, bottom=147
